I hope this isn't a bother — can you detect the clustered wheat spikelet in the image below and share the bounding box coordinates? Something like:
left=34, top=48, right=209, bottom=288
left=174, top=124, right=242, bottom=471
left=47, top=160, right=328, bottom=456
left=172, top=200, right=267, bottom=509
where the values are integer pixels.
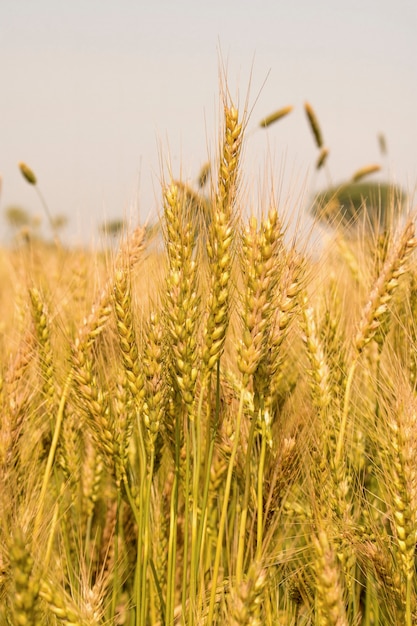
left=357, top=538, right=402, bottom=607
left=384, top=392, right=417, bottom=584
left=113, top=374, right=134, bottom=475
left=67, top=228, right=146, bottom=488
left=271, top=250, right=304, bottom=353
left=29, top=287, right=56, bottom=414
left=76, top=287, right=113, bottom=350
left=252, top=249, right=303, bottom=415
left=229, top=563, right=267, bottom=626
left=304, top=292, right=354, bottom=563
left=263, top=435, right=297, bottom=523
left=71, top=343, right=120, bottom=479
left=407, top=274, right=417, bottom=386
left=153, top=491, right=170, bottom=609
left=8, top=531, right=41, bottom=626
left=1, top=330, right=35, bottom=470
left=113, top=266, right=145, bottom=407
left=237, top=208, right=283, bottom=385
left=319, top=288, right=348, bottom=399
left=115, top=224, right=146, bottom=272
left=59, top=409, right=82, bottom=497
left=301, top=298, right=332, bottom=411
left=75, top=224, right=145, bottom=353
left=81, top=437, right=104, bottom=520
left=203, top=105, right=242, bottom=376
left=141, top=311, right=166, bottom=450
left=163, top=183, right=200, bottom=413
left=355, top=220, right=417, bottom=353
left=313, top=530, right=348, bottom=626
left=216, top=105, right=242, bottom=214
left=174, top=180, right=212, bottom=235
left=39, top=578, right=95, bottom=626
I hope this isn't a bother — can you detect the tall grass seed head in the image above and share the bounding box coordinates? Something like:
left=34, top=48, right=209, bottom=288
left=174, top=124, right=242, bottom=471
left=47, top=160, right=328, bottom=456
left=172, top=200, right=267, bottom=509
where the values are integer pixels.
left=19, top=162, right=37, bottom=185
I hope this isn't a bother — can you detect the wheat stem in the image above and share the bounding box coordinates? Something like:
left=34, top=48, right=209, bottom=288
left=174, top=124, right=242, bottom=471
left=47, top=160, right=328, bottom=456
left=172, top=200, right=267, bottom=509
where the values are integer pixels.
left=207, top=386, right=245, bottom=624
left=33, top=371, right=72, bottom=540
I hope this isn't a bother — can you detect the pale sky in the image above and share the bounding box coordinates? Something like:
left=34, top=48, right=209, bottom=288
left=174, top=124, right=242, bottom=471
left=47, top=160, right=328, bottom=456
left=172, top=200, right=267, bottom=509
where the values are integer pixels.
left=1, top=0, right=416, bottom=245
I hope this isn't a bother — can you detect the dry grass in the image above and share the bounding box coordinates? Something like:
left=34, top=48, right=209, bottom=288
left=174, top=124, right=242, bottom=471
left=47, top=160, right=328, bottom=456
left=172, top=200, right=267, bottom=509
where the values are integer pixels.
left=0, top=96, right=416, bottom=626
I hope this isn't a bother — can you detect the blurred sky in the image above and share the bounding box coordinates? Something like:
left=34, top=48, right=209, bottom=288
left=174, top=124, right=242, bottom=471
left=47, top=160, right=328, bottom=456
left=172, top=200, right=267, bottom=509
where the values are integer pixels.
left=1, top=0, right=416, bottom=245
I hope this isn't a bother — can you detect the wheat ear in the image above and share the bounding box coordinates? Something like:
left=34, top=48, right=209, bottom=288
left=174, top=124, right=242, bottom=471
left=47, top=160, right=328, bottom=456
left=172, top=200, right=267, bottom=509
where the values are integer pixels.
left=351, top=164, right=381, bottom=182
left=113, top=266, right=145, bottom=407
left=237, top=208, right=283, bottom=385
left=301, top=297, right=332, bottom=412
left=29, top=287, right=56, bottom=415
left=355, top=220, right=417, bottom=353
left=313, top=530, right=348, bottom=626
left=304, top=101, right=324, bottom=148
left=229, top=563, right=267, bottom=626
left=259, top=105, right=293, bottom=128
left=163, top=182, right=200, bottom=415
left=202, top=104, right=242, bottom=376
left=8, top=531, right=41, bottom=626
left=335, top=219, right=417, bottom=469
left=142, top=310, right=166, bottom=450
left=382, top=388, right=417, bottom=624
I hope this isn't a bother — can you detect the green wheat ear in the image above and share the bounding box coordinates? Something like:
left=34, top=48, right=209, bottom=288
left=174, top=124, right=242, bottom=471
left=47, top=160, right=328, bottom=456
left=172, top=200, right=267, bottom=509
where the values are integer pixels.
left=316, top=147, right=329, bottom=170
left=198, top=161, right=211, bottom=188
left=18, top=161, right=37, bottom=185
left=304, top=101, right=324, bottom=148
left=17, top=161, right=63, bottom=245
left=378, top=132, right=387, bottom=155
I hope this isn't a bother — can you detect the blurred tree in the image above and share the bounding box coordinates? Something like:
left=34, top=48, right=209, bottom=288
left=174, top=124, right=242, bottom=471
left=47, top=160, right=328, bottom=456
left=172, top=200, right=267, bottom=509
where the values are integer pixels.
left=311, top=181, right=406, bottom=233
left=51, top=214, right=68, bottom=232
left=5, top=205, right=32, bottom=229
left=4, top=205, right=42, bottom=245
left=100, top=219, right=126, bottom=237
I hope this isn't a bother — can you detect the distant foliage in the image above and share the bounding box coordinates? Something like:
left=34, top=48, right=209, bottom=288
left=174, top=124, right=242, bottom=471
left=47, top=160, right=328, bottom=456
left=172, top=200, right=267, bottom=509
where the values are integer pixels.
left=5, top=205, right=32, bottom=229
left=100, top=218, right=126, bottom=237
left=312, top=181, right=406, bottom=231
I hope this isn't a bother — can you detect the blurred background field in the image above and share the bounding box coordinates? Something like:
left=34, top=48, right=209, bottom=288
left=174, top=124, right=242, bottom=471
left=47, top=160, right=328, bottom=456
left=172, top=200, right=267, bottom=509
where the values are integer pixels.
left=1, top=0, right=416, bottom=246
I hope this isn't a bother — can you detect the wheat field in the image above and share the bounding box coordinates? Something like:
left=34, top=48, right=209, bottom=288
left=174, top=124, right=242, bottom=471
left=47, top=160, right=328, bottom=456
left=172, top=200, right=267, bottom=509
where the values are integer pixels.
left=0, top=100, right=416, bottom=626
